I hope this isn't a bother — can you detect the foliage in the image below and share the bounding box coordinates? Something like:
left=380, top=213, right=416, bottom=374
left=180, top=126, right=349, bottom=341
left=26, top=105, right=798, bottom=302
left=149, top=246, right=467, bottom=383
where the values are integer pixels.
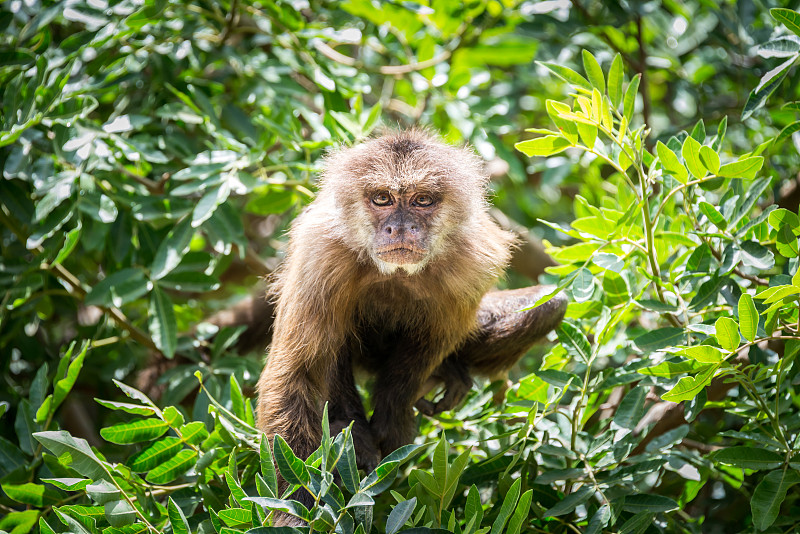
left=2, top=1, right=800, bottom=534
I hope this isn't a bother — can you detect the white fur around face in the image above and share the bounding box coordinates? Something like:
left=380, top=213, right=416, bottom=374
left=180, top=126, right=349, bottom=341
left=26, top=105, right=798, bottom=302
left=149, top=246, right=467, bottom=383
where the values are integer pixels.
left=371, top=254, right=429, bottom=276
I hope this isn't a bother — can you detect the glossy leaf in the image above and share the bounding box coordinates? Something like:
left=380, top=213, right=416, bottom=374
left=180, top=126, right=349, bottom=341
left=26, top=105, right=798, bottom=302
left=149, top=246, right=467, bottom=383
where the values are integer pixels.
left=738, top=293, right=759, bottom=342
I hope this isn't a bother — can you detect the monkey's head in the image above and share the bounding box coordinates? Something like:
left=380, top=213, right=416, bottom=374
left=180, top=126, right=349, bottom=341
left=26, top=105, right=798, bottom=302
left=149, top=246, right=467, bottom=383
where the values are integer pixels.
left=320, top=130, right=492, bottom=276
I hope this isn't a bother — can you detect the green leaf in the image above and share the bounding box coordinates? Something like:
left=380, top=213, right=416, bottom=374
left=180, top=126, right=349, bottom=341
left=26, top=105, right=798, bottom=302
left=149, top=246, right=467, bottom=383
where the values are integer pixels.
left=54, top=508, right=93, bottom=534
left=260, top=437, right=278, bottom=498
left=713, top=447, right=784, bottom=470
left=168, top=497, right=191, bottom=534
left=128, top=437, right=183, bottom=471
left=776, top=225, right=800, bottom=257
left=715, top=317, right=740, bottom=352
left=149, top=285, right=177, bottom=358
left=1, top=482, right=62, bottom=506
left=608, top=53, right=624, bottom=107
left=638, top=360, right=706, bottom=378
left=557, top=322, right=591, bottom=364
left=586, top=504, right=613, bottom=534
left=776, top=120, right=800, bottom=143
left=742, top=56, right=794, bottom=120
left=739, top=241, right=775, bottom=270
left=179, top=421, right=208, bottom=445
left=677, top=346, right=725, bottom=364
left=273, top=435, right=310, bottom=487
left=699, top=202, right=727, bottom=230
left=544, top=486, right=593, bottom=517
left=490, top=477, right=521, bottom=534
left=751, top=469, right=800, bottom=530
left=769, top=208, right=800, bottom=231
left=582, top=50, right=605, bottom=93
left=514, top=136, right=572, bottom=157
left=738, top=293, right=759, bottom=342
left=151, top=216, right=194, bottom=279
left=681, top=136, right=705, bottom=178
left=772, top=8, right=800, bottom=37
left=94, top=399, right=157, bottom=416
left=505, top=489, right=532, bottom=534
left=85, top=268, right=150, bottom=307
left=145, top=449, right=198, bottom=484
left=571, top=267, right=595, bottom=302
left=613, top=386, right=646, bottom=430
left=576, top=122, right=598, bottom=148
left=386, top=498, right=416, bottom=534
left=656, top=141, right=688, bottom=183
left=100, top=418, right=169, bottom=445
left=361, top=460, right=400, bottom=496
left=33, top=431, right=110, bottom=481
left=46, top=341, right=89, bottom=419
left=699, top=146, right=720, bottom=174
left=3, top=511, right=43, bottom=534
left=218, top=507, right=253, bottom=527
left=688, top=276, right=724, bottom=310
left=661, top=364, right=717, bottom=403
left=105, top=499, right=136, bottom=527
left=623, top=73, right=641, bottom=121
left=718, top=156, right=764, bottom=179
left=634, top=327, right=684, bottom=352
left=40, top=478, right=90, bottom=491
left=622, top=494, right=679, bottom=513
left=537, top=62, right=593, bottom=91
left=245, top=497, right=310, bottom=522
left=53, top=222, right=82, bottom=265
left=192, top=183, right=231, bottom=228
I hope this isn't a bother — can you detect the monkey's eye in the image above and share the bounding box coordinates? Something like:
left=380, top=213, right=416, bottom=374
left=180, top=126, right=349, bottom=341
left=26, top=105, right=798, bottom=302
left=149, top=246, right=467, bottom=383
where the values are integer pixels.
left=413, top=194, right=435, bottom=207
left=372, top=192, right=393, bottom=206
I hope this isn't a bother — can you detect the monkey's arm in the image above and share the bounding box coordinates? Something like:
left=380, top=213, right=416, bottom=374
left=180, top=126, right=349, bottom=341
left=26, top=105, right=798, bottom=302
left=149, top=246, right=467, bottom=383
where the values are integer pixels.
left=415, top=285, right=568, bottom=415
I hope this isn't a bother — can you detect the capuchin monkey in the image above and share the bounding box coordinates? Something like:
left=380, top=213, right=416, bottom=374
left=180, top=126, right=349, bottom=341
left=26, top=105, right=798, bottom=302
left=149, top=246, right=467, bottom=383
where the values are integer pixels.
left=256, top=130, right=566, bottom=522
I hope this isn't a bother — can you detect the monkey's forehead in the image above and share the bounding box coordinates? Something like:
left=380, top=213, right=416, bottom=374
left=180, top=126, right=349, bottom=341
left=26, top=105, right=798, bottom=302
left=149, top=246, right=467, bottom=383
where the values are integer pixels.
left=322, top=132, right=488, bottom=192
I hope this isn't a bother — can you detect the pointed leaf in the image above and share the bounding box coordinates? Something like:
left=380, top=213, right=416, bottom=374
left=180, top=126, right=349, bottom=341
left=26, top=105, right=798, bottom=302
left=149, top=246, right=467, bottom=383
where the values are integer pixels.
left=515, top=136, right=572, bottom=157
left=718, top=156, right=764, bottom=179
left=772, top=8, right=800, bottom=37
left=537, top=62, right=593, bottom=91
left=544, top=486, right=593, bottom=517
left=145, top=449, right=197, bottom=484
left=582, top=50, right=605, bottom=93
left=656, top=141, right=688, bottom=183
left=608, top=54, right=624, bottom=107
left=557, top=322, right=591, bottom=363
left=386, top=498, right=416, bottom=534
left=699, top=146, right=720, bottom=174
left=681, top=136, right=705, bottom=178
left=713, top=447, right=784, bottom=470
left=149, top=285, right=177, bottom=358
left=100, top=418, right=169, bottom=445
left=33, top=431, right=110, bottom=480
left=273, top=435, right=310, bottom=487
left=128, top=437, right=183, bottom=471
left=751, top=469, right=800, bottom=530
left=490, top=478, right=521, bottom=534
left=623, top=74, right=641, bottom=121
left=715, top=317, right=740, bottom=352
left=739, top=293, right=759, bottom=342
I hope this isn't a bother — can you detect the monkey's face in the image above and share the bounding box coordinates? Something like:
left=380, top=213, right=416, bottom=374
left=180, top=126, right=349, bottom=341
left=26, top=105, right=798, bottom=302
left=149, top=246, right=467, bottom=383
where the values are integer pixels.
left=365, top=188, right=439, bottom=276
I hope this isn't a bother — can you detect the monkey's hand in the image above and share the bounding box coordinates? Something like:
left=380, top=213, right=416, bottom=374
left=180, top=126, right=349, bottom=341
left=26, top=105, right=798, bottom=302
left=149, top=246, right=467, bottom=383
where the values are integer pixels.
left=414, top=357, right=473, bottom=416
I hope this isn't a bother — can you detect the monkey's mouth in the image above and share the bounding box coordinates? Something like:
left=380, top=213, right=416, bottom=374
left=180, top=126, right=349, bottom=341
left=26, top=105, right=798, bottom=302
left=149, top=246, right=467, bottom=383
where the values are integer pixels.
left=375, top=245, right=427, bottom=265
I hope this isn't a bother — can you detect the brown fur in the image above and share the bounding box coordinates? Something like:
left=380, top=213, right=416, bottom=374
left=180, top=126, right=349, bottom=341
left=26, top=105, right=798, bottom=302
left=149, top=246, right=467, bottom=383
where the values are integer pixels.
left=256, top=130, right=566, bottom=522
